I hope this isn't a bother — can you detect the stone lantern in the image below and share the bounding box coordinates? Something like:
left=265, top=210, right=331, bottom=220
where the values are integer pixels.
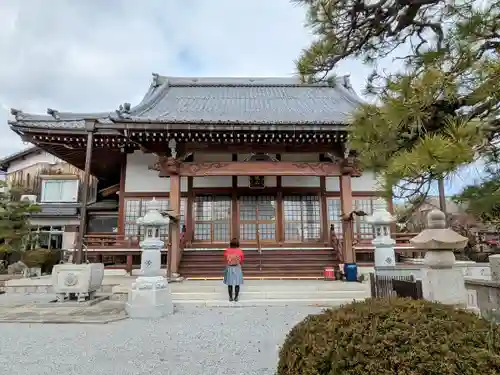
left=410, top=209, right=468, bottom=307
left=125, top=198, right=174, bottom=318
left=366, top=199, right=396, bottom=272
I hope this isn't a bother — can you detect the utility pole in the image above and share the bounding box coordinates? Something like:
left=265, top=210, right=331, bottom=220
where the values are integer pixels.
left=438, top=177, right=447, bottom=216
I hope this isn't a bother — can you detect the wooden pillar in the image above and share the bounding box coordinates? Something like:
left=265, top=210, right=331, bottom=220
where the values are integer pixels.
left=276, top=189, right=284, bottom=244
left=169, top=174, right=181, bottom=275
left=231, top=154, right=239, bottom=240
left=339, top=174, right=355, bottom=264
left=117, top=154, right=127, bottom=234
left=320, top=176, right=329, bottom=244
left=186, top=177, right=194, bottom=246
left=75, top=121, right=95, bottom=264
left=231, top=176, right=239, bottom=240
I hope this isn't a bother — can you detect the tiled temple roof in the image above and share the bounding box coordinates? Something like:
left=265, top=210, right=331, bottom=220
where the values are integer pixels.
left=9, top=74, right=363, bottom=130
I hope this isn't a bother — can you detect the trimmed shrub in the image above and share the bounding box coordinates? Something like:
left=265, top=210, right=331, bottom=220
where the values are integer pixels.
left=22, top=249, right=60, bottom=273
left=277, top=298, right=500, bottom=374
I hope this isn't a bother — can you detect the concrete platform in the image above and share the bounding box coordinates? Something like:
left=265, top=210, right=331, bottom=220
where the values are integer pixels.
left=4, top=275, right=128, bottom=294
left=0, top=296, right=127, bottom=324
left=33, top=295, right=110, bottom=308
left=4, top=276, right=370, bottom=307
left=113, top=279, right=370, bottom=307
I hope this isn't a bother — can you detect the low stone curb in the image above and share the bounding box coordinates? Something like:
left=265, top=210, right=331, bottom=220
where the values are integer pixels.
left=0, top=316, right=128, bottom=324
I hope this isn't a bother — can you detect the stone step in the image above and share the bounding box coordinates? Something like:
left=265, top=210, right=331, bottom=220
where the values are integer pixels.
left=112, top=280, right=369, bottom=293
left=110, top=293, right=365, bottom=307
left=168, top=290, right=367, bottom=300
left=171, top=298, right=365, bottom=307
left=111, top=279, right=370, bottom=307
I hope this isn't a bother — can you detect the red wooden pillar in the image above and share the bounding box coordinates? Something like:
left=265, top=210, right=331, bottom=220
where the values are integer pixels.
left=126, top=255, right=133, bottom=274
left=169, top=174, right=181, bottom=275
left=339, top=174, right=355, bottom=263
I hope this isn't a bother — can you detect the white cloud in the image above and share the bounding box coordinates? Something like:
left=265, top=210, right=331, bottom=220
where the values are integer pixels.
left=0, top=0, right=376, bottom=158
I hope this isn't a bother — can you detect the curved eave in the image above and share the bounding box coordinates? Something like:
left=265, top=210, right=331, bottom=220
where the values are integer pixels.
left=10, top=118, right=350, bottom=134
left=8, top=74, right=167, bottom=124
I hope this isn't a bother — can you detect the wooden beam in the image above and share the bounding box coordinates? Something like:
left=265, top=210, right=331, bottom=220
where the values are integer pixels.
left=159, top=161, right=341, bottom=177
left=117, top=156, right=127, bottom=234
left=183, top=143, right=341, bottom=154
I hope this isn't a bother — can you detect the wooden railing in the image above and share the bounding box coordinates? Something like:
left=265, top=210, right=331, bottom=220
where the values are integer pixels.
left=83, top=233, right=139, bottom=249
left=84, top=226, right=188, bottom=251
left=328, top=226, right=422, bottom=262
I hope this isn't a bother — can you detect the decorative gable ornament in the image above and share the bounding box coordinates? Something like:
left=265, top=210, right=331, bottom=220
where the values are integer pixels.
left=249, top=176, right=265, bottom=189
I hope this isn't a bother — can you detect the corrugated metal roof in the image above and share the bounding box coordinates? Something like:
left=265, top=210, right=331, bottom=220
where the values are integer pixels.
left=9, top=75, right=363, bottom=130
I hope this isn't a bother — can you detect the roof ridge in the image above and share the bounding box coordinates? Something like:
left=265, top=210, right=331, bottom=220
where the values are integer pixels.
left=159, top=75, right=351, bottom=88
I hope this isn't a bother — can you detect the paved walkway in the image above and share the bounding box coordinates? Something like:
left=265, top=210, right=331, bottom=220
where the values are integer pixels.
left=0, top=304, right=323, bottom=375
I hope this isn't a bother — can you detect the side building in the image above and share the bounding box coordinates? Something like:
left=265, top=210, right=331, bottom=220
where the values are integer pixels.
left=8, top=75, right=392, bottom=278
left=0, top=147, right=102, bottom=251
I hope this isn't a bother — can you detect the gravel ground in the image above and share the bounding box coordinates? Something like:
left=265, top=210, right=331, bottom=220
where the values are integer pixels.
left=0, top=305, right=324, bottom=375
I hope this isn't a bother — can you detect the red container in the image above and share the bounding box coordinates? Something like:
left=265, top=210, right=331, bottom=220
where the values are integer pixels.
left=323, top=266, right=335, bottom=281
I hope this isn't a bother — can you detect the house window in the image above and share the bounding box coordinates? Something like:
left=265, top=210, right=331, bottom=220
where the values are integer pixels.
left=193, top=195, right=231, bottom=242
left=327, top=198, right=343, bottom=238
left=283, top=195, right=321, bottom=241
left=239, top=195, right=276, bottom=241
left=123, top=198, right=186, bottom=241
left=28, top=226, right=64, bottom=250
left=41, top=179, right=79, bottom=203
left=87, top=215, right=119, bottom=233
left=327, top=197, right=385, bottom=240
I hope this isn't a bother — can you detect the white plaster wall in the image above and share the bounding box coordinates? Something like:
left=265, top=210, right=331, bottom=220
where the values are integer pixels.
left=125, top=151, right=188, bottom=192
left=30, top=218, right=80, bottom=227
left=6, top=150, right=60, bottom=173
left=193, top=152, right=233, bottom=188
left=62, top=232, right=77, bottom=250
left=325, top=177, right=340, bottom=191
left=280, top=153, right=320, bottom=187
left=193, top=153, right=232, bottom=162
left=193, top=176, right=232, bottom=188
left=325, top=171, right=380, bottom=192
left=351, top=171, right=380, bottom=191
left=281, top=176, right=321, bottom=187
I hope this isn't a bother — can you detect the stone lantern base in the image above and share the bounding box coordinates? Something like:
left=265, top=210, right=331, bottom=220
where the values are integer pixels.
left=421, top=250, right=467, bottom=307
left=126, top=276, right=174, bottom=318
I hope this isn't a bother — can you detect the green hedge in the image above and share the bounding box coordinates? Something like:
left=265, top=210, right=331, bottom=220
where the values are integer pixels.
left=277, top=298, right=500, bottom=374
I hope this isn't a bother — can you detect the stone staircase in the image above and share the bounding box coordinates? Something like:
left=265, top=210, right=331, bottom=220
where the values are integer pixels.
left=112, top=279, right=369, bottom=307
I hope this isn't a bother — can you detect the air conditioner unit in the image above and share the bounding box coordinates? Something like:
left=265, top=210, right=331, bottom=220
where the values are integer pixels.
left=20, top=195, right=37, bottom=204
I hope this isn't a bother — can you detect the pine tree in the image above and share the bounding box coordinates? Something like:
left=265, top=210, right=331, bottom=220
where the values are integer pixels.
left=294, top=0, right=500, bottom=203
left=0, top=181, right=40, bottom=254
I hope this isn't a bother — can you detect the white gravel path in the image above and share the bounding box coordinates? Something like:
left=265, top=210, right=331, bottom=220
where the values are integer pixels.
left=0, top=305, right=324, bottom=375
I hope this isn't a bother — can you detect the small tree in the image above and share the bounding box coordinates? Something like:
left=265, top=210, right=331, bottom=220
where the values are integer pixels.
left=0, top=181, right=40, bottom=256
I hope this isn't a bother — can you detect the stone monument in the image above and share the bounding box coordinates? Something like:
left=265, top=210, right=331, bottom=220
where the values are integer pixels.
left=489, top=254, right=500, bottom=282
left=366, top=199, right=396, bottom=274
left=410, top=209, right=468, bottom=307
left=125, top=198, right=174, bottom=318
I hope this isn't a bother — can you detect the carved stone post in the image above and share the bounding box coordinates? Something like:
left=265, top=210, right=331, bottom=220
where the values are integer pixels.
left=367, top=199, right=396, bottom=275
left=126, top=198, right=174, bottom=318
left=489, top=254, right=500, bottom=282
left=410, top=209, right=468, bottom=307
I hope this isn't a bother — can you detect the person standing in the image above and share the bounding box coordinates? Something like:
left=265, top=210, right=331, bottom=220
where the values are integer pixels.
left=223, top=238, right=244, bottom=302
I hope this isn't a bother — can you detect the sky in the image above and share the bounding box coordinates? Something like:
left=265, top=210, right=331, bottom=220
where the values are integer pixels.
left=0, top=0, right=485, bottom=195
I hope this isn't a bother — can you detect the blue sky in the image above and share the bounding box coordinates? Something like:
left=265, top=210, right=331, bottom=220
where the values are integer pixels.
left=0, top=0, right=485, bottom=195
